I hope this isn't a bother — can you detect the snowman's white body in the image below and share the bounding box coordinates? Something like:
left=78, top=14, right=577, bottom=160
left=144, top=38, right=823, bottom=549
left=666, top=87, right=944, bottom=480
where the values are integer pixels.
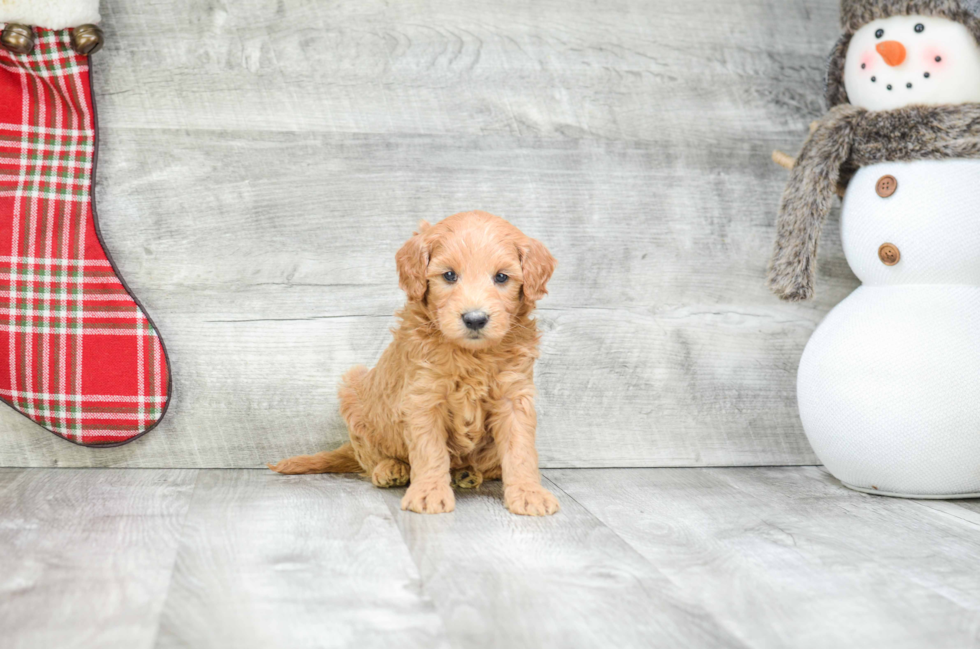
left=798, top=159, right=980, bottom=497
left=794, top=13, right=980, bottom=498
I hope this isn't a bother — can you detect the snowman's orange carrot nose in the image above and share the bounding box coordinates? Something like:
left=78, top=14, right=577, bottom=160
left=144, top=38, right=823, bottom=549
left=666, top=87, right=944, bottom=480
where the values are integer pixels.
left=876, top=40, right=907, bottom=66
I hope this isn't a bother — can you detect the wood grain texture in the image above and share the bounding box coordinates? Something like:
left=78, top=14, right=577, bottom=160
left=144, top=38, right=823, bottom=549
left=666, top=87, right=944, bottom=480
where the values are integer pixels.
left=379, top=477, right=746, bottom=649
left=0, top=468, right=196, bottom=649
left=0, top=0, right=849, bottom=467
left=154, top=470, right=449, bottom=649
left=546, top=467, right=980, bottom=649
left=3, top=467, right=980, bottom=647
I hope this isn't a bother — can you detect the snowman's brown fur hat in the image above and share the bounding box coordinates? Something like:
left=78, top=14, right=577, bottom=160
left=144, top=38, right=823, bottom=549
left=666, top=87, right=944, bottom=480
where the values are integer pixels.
left=827, top=0, right=980, bottom=106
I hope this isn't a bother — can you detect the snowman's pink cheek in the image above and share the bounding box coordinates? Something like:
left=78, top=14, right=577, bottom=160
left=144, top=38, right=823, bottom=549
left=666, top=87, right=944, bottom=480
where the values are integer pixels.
left=921, top=47, right=946, bottom=68
left=859, top=50, right=878, bottom=72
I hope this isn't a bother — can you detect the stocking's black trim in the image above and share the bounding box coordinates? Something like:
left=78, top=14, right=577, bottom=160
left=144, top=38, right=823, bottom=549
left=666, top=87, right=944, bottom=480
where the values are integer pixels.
left=83, top=56, right=174, bottom=448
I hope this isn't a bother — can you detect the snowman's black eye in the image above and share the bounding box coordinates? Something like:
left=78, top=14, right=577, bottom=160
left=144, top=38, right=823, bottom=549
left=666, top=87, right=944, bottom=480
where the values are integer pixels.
left=915, top=23, right=925, bottom=33
left=875, top=29, right=885, bottom=38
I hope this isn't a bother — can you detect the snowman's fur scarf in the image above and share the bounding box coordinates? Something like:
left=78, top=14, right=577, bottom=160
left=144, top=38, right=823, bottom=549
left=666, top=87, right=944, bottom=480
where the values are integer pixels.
left=768, top=102, right=980, bottom=301
left=829, top=0, right=980, bottom=106
left=0, top=0, right=100, bottom=30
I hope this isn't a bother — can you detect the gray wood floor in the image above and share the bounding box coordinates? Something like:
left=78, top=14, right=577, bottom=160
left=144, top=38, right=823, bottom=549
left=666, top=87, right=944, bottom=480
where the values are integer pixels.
left=2, top=468, right=979, bottom=649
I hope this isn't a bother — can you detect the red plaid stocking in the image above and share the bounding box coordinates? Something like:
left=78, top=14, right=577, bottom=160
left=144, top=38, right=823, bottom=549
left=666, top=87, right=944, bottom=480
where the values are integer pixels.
left=0, top=27, right=171, bottom=446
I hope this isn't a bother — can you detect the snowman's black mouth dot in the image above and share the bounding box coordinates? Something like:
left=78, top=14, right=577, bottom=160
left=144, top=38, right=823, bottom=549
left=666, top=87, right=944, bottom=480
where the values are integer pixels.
left=861, top=63, right=867, bottom=69
left=936, top=56, right=942, bottom=62
left=887, top=84, right=893, bottom=90
left=907, top=83, right=913, bottom=88
left=924, top=72, right=931, bottom=78
left=871, top=76, right=877, bottom=82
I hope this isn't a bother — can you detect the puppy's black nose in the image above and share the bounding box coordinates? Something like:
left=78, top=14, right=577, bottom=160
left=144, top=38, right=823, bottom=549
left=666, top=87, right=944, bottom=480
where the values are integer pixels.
left=462, top=311, right=489, bottom=331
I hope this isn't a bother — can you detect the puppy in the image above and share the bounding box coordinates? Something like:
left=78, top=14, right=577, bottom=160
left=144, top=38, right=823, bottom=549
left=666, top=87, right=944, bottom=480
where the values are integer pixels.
left=270, top=211, right=559, bottom=516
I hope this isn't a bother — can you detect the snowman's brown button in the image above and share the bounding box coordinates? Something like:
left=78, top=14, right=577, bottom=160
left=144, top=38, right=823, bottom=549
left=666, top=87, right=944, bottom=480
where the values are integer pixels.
left=878, top=243, right=901, bottom=266
left=876, top=175, right=898, bottom=198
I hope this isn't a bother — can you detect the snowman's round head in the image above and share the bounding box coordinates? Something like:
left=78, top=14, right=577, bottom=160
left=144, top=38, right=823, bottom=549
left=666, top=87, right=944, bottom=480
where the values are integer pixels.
left=827, top=0, right=980, bottom=108
left=844, top=15, right=980, bottom=110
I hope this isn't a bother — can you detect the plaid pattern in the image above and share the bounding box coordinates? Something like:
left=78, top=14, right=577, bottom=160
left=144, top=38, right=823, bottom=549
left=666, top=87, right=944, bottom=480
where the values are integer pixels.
left=0, top=28, right=170, bottom=445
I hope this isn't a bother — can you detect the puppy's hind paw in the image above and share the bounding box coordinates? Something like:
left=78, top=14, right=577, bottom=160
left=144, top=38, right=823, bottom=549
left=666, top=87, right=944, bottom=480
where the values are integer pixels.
left=372, top=459, right=410, bottom=488
left=504, top=483, right=560, bottom=516
left=452, top=468, right=483, bottom=489
left=401, top=482, right=455, bottom=514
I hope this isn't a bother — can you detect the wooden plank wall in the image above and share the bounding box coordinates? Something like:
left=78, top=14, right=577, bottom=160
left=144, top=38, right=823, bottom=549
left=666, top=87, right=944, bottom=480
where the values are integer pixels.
left=0, top=0, right=855, bottom=468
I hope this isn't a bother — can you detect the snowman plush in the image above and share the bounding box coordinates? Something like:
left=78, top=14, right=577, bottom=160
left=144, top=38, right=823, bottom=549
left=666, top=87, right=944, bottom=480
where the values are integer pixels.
left=769, top=0, right=980, bottom=497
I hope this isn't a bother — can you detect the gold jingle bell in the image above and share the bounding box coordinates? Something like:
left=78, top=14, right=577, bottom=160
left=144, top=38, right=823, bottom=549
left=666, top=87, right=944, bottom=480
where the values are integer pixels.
left=71, top=24, right=104, bottom=56
left=1, top=24, right=35, bottom=55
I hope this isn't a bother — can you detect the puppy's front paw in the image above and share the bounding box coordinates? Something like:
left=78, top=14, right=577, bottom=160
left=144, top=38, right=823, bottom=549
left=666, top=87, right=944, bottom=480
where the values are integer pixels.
left=504, top=483, right=560, bottom=516
left=401, top=482, right=455, bottom=514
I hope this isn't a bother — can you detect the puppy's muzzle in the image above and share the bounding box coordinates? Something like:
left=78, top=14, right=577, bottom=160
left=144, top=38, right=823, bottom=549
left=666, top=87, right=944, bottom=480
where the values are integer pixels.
left=462, top=310, right=489, bottom=331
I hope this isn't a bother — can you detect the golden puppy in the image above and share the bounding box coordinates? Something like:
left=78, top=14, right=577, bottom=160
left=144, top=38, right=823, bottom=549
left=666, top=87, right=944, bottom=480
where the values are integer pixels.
left=270, top=211, right=559, bottom=516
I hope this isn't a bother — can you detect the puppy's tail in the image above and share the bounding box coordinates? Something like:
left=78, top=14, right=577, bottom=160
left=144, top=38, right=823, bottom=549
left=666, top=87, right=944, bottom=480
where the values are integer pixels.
left=268, top=443, right=362, bottom=475
left=269, top=365, right=371, bottom=475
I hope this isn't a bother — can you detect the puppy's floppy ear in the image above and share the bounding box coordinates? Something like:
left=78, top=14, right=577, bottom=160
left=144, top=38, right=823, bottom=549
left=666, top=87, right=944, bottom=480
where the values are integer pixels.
left=395, top=221, right=432, bottom=301
left=520, top=237, right=556, bottom=302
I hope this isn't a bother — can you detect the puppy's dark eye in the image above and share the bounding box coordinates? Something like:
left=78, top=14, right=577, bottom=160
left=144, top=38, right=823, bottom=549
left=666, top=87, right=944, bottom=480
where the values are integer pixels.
left=493, top=273, right=509, bottom=284
left=875, top=28, right=884, bottom=38
left=915, top=23, right=925, bottom=33
left=443, top=271, right=458, bottom=283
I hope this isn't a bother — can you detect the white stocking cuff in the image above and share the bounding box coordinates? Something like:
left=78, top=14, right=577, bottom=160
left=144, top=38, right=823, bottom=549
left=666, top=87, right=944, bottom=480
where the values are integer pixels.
left=0, top=0, right=100, bottom=30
